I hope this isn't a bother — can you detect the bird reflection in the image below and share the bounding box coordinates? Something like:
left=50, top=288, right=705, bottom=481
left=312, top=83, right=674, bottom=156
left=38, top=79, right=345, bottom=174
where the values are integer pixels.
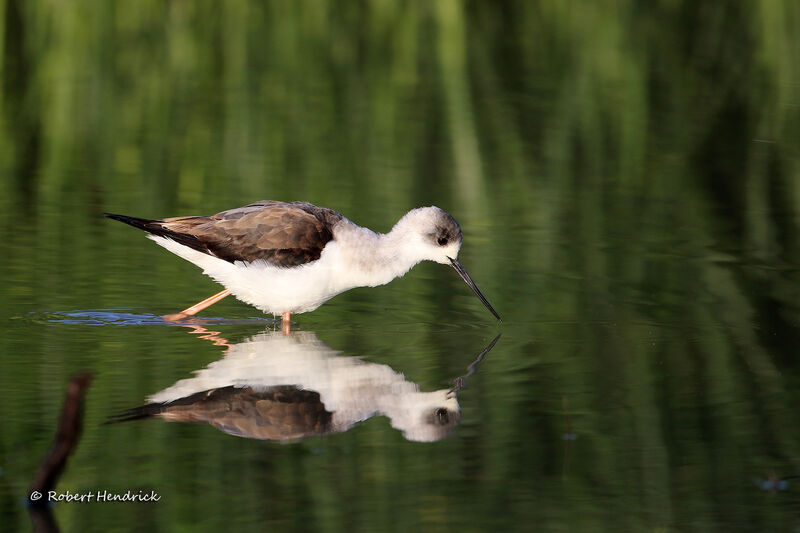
left=111, top=330, right=498, bottom=442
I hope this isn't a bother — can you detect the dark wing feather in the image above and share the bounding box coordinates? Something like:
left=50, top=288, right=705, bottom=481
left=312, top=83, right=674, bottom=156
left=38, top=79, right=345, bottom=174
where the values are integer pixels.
left=107, top=201, right=344, bottom=267
left=107, top=385, right=334, bottom=440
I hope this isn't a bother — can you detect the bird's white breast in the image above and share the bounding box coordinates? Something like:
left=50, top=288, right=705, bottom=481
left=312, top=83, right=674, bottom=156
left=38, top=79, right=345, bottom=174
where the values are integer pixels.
left=150, top=236, right=333, bottom=314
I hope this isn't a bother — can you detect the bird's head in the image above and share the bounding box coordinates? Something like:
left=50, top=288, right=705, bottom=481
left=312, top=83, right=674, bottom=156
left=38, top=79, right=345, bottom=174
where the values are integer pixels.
left=392, top=207, right=500, bottom=321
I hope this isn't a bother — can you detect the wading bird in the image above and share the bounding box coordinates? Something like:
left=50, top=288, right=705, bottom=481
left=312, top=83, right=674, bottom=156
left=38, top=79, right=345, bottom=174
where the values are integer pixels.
left=107, top=201, right=500, bottom=332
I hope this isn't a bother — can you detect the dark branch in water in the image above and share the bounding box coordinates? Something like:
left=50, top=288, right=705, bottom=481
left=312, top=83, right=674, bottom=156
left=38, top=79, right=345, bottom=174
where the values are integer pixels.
left=28, top=373, right=92, bottom=505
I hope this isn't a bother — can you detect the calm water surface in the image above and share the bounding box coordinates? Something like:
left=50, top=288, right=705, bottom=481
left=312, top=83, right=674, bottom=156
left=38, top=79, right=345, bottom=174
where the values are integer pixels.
left=2, top=2, right=800, bottom=531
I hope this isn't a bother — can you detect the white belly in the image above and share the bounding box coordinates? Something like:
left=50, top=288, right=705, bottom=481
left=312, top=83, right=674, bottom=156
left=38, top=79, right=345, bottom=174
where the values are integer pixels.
left=149, top=236, right=348, bottom=314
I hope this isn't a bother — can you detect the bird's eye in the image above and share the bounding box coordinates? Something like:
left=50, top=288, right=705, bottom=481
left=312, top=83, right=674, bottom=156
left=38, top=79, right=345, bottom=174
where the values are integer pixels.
left=437, top=237, right=448, bottom=246
left=434, top=408, right=449, bottom=424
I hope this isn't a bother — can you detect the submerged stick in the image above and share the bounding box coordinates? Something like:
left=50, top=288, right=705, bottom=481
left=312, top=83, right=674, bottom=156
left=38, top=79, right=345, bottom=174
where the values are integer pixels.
left=28, top=373, right=92, bottom=504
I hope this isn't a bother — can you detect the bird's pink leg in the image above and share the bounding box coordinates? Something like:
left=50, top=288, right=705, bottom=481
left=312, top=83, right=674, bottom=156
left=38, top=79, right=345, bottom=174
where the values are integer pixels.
left=282, top=311, right=291, bottom=336
left=162, top=289, right=231, bottom=322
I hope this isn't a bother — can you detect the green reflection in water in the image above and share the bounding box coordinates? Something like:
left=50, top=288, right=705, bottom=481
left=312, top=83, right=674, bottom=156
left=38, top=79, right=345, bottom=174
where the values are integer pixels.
left=1, top=1, right=800, bottom=531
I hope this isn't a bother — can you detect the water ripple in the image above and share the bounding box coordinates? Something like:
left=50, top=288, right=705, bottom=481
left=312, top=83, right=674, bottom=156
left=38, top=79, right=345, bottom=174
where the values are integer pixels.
left=34, top=309, right=269, bottom=327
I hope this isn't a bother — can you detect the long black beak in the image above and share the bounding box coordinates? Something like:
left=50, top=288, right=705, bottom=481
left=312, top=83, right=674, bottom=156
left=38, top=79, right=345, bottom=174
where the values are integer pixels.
left=449, top=257, right=501, bottom=321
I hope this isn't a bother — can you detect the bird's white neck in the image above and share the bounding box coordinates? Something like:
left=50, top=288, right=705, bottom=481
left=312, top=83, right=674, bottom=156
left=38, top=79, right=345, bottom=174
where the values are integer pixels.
left=331, top=221, right=424, bottom=289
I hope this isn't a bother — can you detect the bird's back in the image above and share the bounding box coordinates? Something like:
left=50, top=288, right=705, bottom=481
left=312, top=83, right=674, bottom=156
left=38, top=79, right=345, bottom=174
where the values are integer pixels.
left=108, top=201, right=345, bottom=267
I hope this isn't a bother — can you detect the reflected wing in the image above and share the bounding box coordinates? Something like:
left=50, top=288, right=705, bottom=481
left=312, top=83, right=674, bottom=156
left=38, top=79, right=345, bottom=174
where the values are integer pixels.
left=109, top=385, right=334, bottom=440
left=107, top=201, right=344, bottom=267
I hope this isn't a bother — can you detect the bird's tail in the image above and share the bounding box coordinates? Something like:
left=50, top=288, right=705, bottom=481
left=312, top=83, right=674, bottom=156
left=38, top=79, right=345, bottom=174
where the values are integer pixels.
left=105, top=212, right=211, bottom=256
left=103, top=403, right=165, bottom=425
left=104, top=213, right=163, bottom=233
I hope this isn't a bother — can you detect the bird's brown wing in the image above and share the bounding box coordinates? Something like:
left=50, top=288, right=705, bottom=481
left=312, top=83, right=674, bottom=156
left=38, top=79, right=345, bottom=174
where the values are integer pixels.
left=108, top=386, right=335, bottom=440
left=108, top=201, right=344, bottom=267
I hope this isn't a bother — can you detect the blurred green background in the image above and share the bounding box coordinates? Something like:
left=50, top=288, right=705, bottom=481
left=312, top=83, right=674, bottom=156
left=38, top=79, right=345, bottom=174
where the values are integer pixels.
left=2, top=1, right=800, bottom=531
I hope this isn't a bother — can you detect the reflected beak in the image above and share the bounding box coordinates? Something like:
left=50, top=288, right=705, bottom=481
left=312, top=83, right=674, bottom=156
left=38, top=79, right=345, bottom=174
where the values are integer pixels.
left=449, top=257, right=501, bottom=321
